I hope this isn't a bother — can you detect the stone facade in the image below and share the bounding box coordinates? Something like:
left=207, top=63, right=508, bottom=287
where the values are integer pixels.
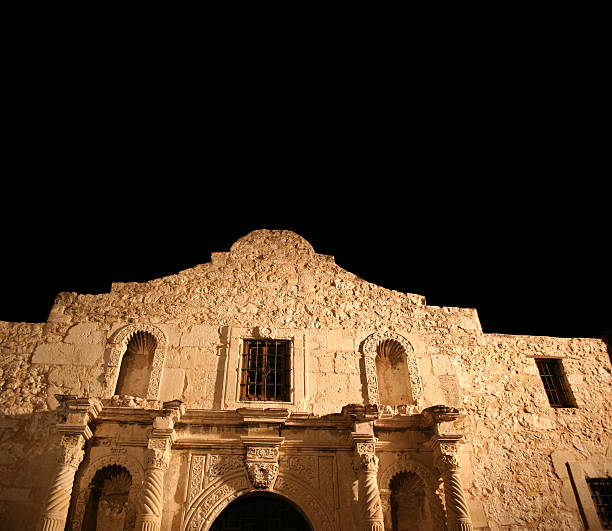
left=0, top=229, right=610, bottom=530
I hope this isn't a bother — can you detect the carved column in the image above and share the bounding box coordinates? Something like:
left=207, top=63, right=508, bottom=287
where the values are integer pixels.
left=136, top=415, right=177, bottom=531
left=424, top=406, right=473, bottom=531
left=435, top=444, right=472, bottom=531
left=353, top=438, right=385, bottom=531
left=39, top=397, right=102, bottom=531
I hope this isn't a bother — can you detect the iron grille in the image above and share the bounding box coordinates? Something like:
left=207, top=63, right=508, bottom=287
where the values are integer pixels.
left=240, top=339, right=291, bottom=401
left=535, top=358, right=575, bottom=408
left=587, top=478, right=612, bottom=529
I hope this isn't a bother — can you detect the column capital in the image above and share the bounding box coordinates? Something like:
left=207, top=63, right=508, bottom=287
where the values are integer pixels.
left=351, top=433, right=377, bottom=453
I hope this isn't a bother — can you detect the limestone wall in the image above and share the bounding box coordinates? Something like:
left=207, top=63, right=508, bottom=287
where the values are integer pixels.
left=458, top=333, right=611, bottom=529
left=0, top=229, right=609, bottom=530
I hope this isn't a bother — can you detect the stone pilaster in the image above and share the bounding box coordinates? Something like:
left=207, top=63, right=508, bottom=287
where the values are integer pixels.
left=353, top=436, right=385, bottom=531
left=39, top=397, right=102, bottom=531
left=136, top=415, right=177, bottom=531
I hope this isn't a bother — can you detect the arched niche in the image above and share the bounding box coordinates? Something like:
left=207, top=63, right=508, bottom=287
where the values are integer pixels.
left=378, top=458, right=445, bottom=531
left=105, top=324, right=168, bottom=400
left=69, top=453, right=144, bottom=531
left=362, top=331, right=423, bottom=408
left=80, top=465, right=132, bottom=531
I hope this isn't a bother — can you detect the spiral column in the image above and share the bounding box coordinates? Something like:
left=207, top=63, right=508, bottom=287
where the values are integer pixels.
left=39, top=433, right=87, bottom=531
left=353, top=438, right=385, bottom=531
left=39, top=397, right=101, bottom=531
left=136, top=415, right=176, bottom=531
left=434, top=443, right=473, bottom=531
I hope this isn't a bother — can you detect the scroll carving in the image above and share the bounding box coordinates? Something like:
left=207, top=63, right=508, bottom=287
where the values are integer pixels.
left=207, top=455, right=245, bottom=483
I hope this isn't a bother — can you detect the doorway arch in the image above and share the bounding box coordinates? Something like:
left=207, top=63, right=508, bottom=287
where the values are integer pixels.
left=210, top=493, right=312, bottom=531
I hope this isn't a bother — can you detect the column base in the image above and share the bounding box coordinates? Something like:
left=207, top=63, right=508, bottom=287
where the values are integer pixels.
left=457, top=518, right=473, bottom=531
left=137, top=516, right=161, bottom=531
left=40, top=516, right=66, bottom=531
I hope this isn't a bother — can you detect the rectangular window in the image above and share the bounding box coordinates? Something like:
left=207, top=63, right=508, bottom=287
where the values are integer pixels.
left=587, top=478, right=612, bottom=529
left=535, top=358, right=576, bottom=408
left=240, top=339, right=291, bottom=401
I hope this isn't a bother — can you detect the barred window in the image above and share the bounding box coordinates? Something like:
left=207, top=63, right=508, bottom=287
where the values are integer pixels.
left=535, top=358, right=576, bottom=408
left=240, top=339, right=291, bottom=401
left=587, top=478, right=612, bottom=529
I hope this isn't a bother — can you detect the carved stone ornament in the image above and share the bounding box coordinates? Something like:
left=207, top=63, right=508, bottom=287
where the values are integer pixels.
left=106, top=323, right=168, bottom=400
left=58, top=434, right=86, bottom=468
left=361, top=331, right=423, bottom=407
left=246, top=462, right=280, bottom=489
left=145, top=448, right=171, bottom=470
left=436, top=443, right=459, bottom=472
left=354, top=453, right=379, bottom=474
left=255, top=326, right=277, bottom=339
left=244, top=444, right=280, bottom=489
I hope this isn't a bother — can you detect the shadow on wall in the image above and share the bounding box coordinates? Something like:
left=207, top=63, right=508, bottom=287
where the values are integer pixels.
left=0, top=409, right=64, bottom=531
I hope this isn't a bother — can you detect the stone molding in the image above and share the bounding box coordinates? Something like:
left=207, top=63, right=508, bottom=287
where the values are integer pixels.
left=106, top=324, right=168, bottom=400
left=361, top=331, right=423, bottom=408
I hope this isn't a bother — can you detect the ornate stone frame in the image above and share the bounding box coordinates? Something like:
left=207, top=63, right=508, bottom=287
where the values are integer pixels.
left=361, top=331, right=423, bottom=408
left=184, top=470, right=334, bottom=531
left=222, top=326, right=306, bottom=411
left=378, top=456, right=446, bottom=530
left=105, top=324, right=168, bottom=400
left=69, top=452, right=145, bottom=531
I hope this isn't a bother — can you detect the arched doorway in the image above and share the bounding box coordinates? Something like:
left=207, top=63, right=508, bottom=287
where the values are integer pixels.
left=210, top=494, right=312, bottom=531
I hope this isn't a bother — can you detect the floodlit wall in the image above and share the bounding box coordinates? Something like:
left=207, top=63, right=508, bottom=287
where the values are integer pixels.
left=0, top=230, right=609, bottom=530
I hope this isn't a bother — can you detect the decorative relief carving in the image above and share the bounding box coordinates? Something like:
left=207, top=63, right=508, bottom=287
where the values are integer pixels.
left=58, top=434, right=86, bottom=468
left=283, top=455, right=317, bottom=485
left=246, top=447, right=279, bottom=460
left=274, top=475, right=334, bottom=531
left=207, top=454, right=245, bottom=483
left=246, top=462, right=279, bottom=489
left=145, top=448, right=171, bottom=470
left=361, top=331, right=423, bottom=408
left=356, top=442, right=376, bottom=455
left=187, top=477, right=250, bottom=531
left=106, top=324, right=168, bottom=400
left=244, top=445, right=280, bottom=489
left=70, top=453, right=144, bottom=531
left=255, top=326, right=277, bottom=339
left=189, top=455, right=206, bottom=505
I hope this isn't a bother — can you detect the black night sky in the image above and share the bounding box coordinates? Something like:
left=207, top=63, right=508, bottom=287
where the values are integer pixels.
left=1, top=18, right=609, bottom=340
left=1, top=177, right=609, bottom=340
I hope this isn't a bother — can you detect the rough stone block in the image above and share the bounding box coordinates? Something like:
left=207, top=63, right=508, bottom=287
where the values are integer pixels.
left=64, top=322, right=106, bottom=345
left=334, top=352, right=359, bottom=374
left=179, top=325, right=219, bottom=347
left=159, top=368, right=185, bottom=402
left=431, top=354, right=455, bottom=375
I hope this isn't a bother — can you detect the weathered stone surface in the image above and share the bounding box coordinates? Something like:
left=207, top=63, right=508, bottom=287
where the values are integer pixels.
left=0, top=230, right=609, bottom=530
